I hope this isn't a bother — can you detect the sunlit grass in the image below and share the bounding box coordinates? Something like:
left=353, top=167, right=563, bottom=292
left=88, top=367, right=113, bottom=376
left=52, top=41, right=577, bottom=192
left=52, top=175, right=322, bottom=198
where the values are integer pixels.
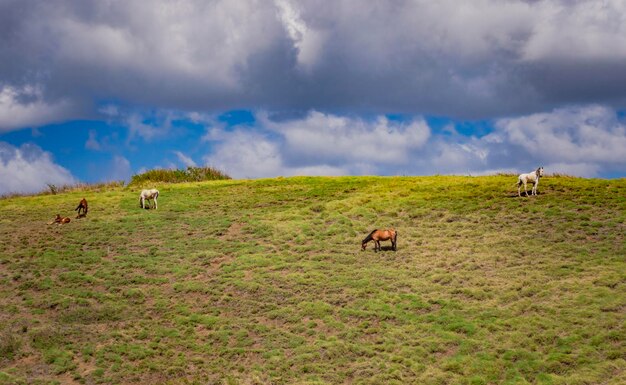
left=0, top=175, right=624, bottom=384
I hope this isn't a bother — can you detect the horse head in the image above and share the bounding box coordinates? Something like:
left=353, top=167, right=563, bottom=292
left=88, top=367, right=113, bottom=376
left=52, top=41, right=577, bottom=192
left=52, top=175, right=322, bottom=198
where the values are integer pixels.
left=537, top=167, right=544, bottom=177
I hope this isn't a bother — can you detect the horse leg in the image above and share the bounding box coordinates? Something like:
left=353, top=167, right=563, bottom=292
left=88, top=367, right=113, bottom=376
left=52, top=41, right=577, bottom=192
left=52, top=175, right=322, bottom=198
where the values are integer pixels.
left=524, top=181, right=529, bottom=197
left=154, top=197, right=158, bottom=210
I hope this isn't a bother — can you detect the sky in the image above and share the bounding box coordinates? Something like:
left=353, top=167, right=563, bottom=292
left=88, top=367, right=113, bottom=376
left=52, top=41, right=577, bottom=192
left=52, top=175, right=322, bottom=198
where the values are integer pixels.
left=1, top=0, right=626, bottom=194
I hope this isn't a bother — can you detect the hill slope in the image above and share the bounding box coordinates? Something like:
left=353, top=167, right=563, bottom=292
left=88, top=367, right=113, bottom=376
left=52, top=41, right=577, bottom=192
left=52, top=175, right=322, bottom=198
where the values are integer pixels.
left=1, top=176, right=624, bottom=384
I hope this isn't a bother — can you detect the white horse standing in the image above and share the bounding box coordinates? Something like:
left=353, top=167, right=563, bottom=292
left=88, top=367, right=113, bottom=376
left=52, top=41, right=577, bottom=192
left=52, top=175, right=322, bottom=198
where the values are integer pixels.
left=139, top=189, right=159, bottom=209
left=517, top=167, right=544, bottom=197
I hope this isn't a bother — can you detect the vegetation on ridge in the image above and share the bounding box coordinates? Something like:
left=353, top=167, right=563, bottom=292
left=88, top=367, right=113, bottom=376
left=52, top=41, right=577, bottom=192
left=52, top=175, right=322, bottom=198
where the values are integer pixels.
left=129, top=166, right=230, bottom=186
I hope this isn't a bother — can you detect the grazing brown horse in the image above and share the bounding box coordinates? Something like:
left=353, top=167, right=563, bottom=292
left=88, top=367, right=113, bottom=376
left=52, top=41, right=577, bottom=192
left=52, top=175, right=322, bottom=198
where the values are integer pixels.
left=48, top=214, right=71, bottom=225
left=362, top=229, right=397, bottom=251
left=75, top=198, right=88, bottom=218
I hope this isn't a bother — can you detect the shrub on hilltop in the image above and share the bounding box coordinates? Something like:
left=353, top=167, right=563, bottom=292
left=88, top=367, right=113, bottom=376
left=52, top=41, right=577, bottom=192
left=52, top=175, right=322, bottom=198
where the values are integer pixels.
left=129, top=166, right=230, bottom=186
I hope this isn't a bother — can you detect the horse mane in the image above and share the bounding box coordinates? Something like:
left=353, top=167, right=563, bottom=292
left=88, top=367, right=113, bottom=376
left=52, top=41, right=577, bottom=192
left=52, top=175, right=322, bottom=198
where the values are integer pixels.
left=362, top=229, right=378, bottom=243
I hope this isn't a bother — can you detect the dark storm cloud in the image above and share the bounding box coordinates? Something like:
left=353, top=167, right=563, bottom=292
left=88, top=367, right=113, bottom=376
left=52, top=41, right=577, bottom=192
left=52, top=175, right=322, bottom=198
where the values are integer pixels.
left=2, top=0, right=626, bottom=131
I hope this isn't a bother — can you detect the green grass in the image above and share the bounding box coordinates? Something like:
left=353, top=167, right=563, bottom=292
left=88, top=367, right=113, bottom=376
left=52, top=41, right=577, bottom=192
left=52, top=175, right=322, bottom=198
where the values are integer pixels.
left=0, top=175, right=624, bottom=384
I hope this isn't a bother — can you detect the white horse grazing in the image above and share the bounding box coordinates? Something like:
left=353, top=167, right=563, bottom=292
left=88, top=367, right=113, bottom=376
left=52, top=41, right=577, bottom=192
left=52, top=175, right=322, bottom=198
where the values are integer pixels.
left=139, top=189, right=159, bottom=209
left=517, top=167, right=544, bottom=197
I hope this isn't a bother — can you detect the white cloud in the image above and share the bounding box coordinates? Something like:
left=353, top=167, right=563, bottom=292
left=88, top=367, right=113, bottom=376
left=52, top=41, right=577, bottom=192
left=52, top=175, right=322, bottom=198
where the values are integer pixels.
left=105, top=155, right=132, bottom=181
left=0, top=85, right=74, bottom=132
left=50, top=1, right=282, bottom=88
left=202, top=111, right=431, bottom=178
left=99, top=104, right=120, bottom=117
left=275, top=0, right=326, bottom=71
left=174, top=151, right=197, bottom=168
left=203, top=128, right=346, bottom=179
left=0, top=142, right=77, bottom=195
left=85, top=129, right=101, bottom=151
left=493, top=105, right=626, bottom=164
left=125, top=113, right=173, bottom=142
left=200, top=106, right=626, bottom=179
left=543, top=162, right=600, bottom=178
left=521, top=0, right=626, bottom=62
left=204, top=131, right=282, bottom=178
left=261, top=111, right=430, bottom=165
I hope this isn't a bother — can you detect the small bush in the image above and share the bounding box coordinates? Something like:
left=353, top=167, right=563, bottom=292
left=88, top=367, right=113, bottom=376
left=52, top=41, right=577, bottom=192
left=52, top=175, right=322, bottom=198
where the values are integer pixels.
left=46, top=183, right=59, bottom=195
left=129, top=166, right=230, bottom=186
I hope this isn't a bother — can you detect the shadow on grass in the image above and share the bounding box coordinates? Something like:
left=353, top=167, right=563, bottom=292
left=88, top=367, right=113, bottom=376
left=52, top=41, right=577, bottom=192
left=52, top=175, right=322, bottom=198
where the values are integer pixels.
left=505, top=191, right=542, bottom=198
left=361, top=246, right=397, bottom=252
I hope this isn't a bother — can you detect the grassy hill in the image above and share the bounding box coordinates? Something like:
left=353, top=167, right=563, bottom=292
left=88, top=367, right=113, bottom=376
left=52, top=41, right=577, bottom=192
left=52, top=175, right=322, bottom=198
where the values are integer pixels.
left=0, top=176, right=624, bottom=385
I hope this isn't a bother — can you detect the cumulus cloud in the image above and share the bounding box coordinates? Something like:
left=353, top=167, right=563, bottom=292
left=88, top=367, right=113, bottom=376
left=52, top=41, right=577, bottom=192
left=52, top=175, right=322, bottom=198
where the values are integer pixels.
left=101, top=108, right=185, bottom=143
left=174, top=151, right=197, bottom=168
left=433, top=105, right=626, bottom=177
left=85, top=129, right=101, bottom=150
left=521, top=1, right=626, bottom=62
left=275, top=0, right=326, bottom=71
left=0, top=142, right=77, bottom=194
left=2, top=0, right=626, bottom=131
left=203, top=128, right=347, bottom=179
left=261, top=111, right=430, bottom=166
left=541, top=162, right=600, bottom=178
left=201, top=107, right=626, bottom=178
left=203, top=111, right=432, bottom=178
left=492, top=105, right=626, bottom=164
left=0, top=85, right=74, bottom=132
left=105, top=155, right=132, bottom=181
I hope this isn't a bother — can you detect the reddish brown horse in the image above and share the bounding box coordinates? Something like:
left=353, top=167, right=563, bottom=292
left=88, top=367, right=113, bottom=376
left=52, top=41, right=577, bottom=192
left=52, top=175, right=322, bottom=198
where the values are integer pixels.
left=48, top=214, right=71, bottom=225
left=362, top=229, right=397, bottom=251
left=75, top=198, right=88, bottom=218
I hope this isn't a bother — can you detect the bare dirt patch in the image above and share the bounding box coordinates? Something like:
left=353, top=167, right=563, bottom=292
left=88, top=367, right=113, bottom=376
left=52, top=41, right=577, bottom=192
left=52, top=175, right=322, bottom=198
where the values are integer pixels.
left=220, top=222, right=244, bottom=240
